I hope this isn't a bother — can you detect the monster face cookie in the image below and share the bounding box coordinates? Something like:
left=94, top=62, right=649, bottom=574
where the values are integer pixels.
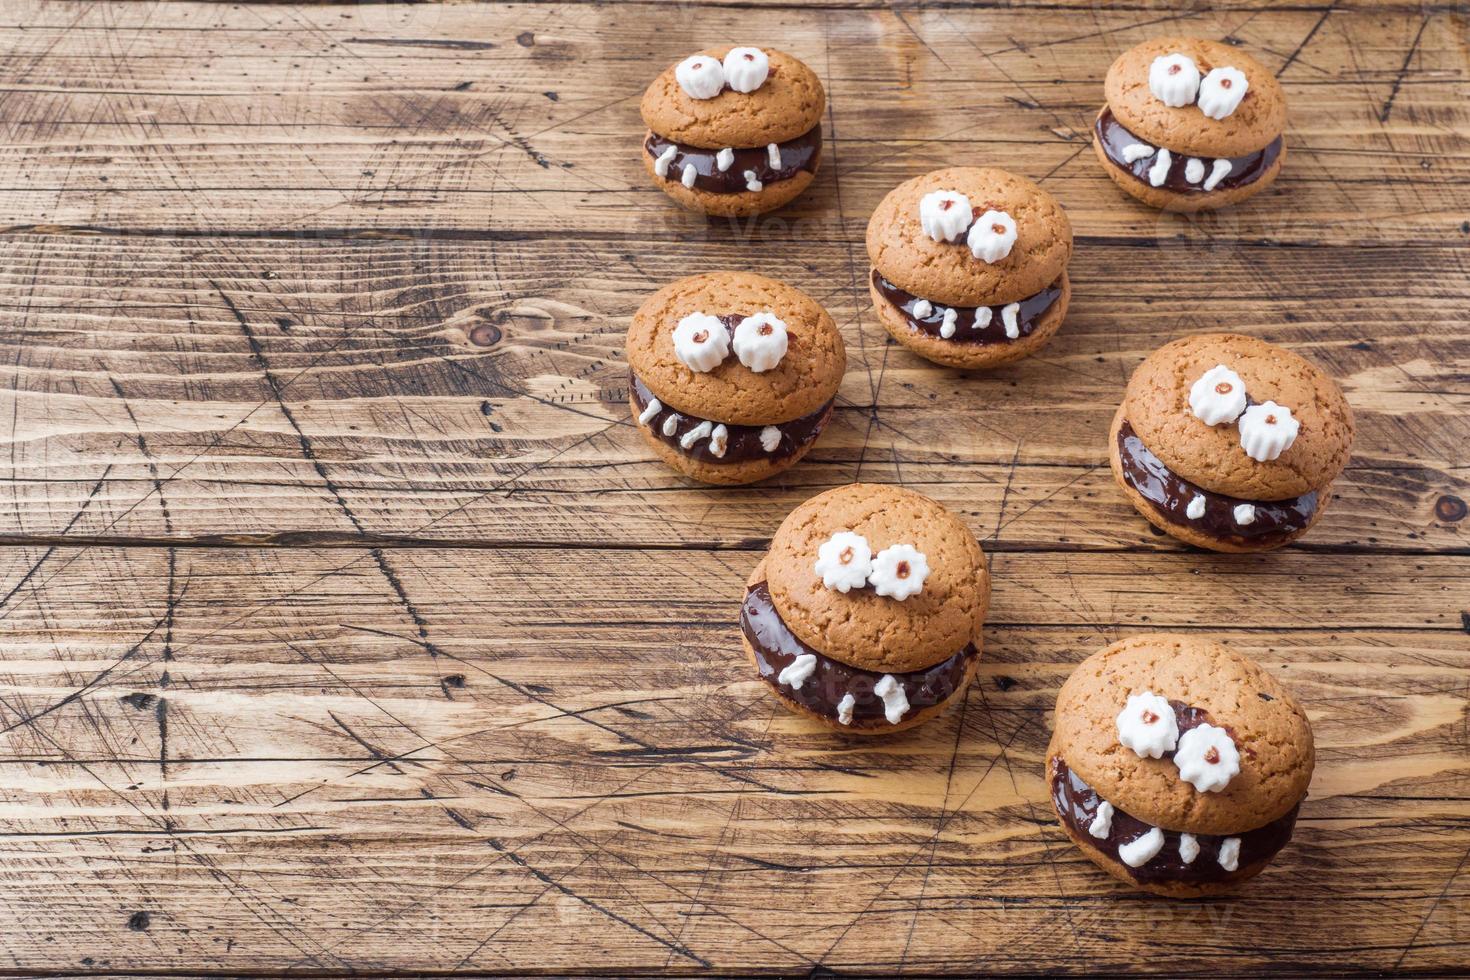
left=742, top=484, right=989, bottom=733
left=1111, top=333, right=1354, bottom=552
left=1048, top=635, right=1315, bottom=897
left=627, top=272, right=844, bottom=485
left=640, top=47, right=825, bottom=216
left=1094, top=38, right=1286, bottom=211
left=865, top=168, right=1073, bottom=369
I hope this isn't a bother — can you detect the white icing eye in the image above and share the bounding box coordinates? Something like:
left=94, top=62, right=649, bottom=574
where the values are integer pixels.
left=873, top=675, right=910, bottom=724
left=1237, top=400, right=1299, bottom=461
left=1188, top=364, right=1248, bottom=426
left=814, top=531, right=873, bottom=592
left=1198, top=66, right=1248, bottom=119
left=1149, top=53, right=1201, bottom=107
left=675, top=55, right=725, bottom=100
left=671, top=312, right=730, bottom=372
left=1116, top=690, right=1179, bottom=759
left=918, top=189, right=973, bottom=242
left=1174, top=723, right=1241, bottom=793
left=721, top=47, right=769, bottom=93
left=867, top=544, right=928, bottom=601
left=1118, top=827, right=1165, bottom=868
left=966, top=209, right=1017, bottom=264
left=731, top=311, right=788, bottom=373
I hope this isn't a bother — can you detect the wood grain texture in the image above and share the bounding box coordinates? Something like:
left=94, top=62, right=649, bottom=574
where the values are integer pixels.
left=0, top=0, right=1465, bottom=975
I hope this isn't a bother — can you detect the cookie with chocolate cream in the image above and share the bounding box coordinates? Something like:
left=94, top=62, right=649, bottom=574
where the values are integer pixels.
left=640, top=47, right=824, bottom=216
left=1094, top=37, right=1286, bottom=211
left=1048, top=634, right=1314, bottom=898
left=742, top=484, right=989, bottom=733
left=865, top=167, right=1073, bottom=369
left=1109, top=332, right=1354, bottom=552
left=626, top=272, right=844, bottom=485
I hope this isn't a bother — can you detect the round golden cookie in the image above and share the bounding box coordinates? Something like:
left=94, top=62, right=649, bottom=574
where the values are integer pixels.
left=1121, top=333, right=1354, bottom=501
left=1052, top=634, right=1314, bottom=838
left=1092, top=120, right=1285, bottom=213
left=866, top=167, right=1073, bottom=308
left=627, top=272, right=844, bottom=426
left=869, top=270, right=1071, bottom=370
left=640, top=48, right=825, bottom=149
left=764, top=483, right=989, bottom=673
left=1105, top=38, right=1285, bottom=158
left=742, top=557, right=979, bottom=735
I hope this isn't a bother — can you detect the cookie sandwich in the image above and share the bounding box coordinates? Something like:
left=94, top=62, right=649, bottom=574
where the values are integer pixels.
left=866, top=167, right=1073, bottom=369
left=1110, top=333, right=1354, bottom=552
left=1048, top=635, right=1315, bottom=897
left=741, top=484, right=989, bottom=733
left=1094, top=37, right=1285, bottom=211
left=640, top=47, right=825, bottom=216
left=627, top=272, right=844, bottom=485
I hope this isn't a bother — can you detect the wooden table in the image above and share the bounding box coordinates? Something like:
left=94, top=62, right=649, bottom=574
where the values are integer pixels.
left=0, top=1, right=1465, bottom=975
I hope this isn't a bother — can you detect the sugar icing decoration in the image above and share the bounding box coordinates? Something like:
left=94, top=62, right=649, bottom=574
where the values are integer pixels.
left=967, top=209, right=1017, bottom=263
left=874, top=675, right=910, bottom=724
left=672, top=310, right=791, bottom=374
left=1217, top=836, right=1242, bottom=871
left=812, top=532, right=929, bottom=600
left=1118, top=827, right=1166, bottom=868
left=1116, top=690, right=1179, bottom=759
left=1173, top=723, right=1241, bottom=793
left=777, top=653, right=817, bottom=690
left=1147, top=52, right=1249, bottom=121
left=731, top=312, right=789, bottom=372
left=918, top=191, right=1017, bottom=265
left=1188, top=364, right=1247, bottom=426
left=672, top=313, right=730, bottom=372
left=919, top=189, right=972, bottom=242
left=722, top=47, right=770, bottom=94
left=1237, top=401, right=1299, bottom=461
left=675, top=48, right=772, bottom=100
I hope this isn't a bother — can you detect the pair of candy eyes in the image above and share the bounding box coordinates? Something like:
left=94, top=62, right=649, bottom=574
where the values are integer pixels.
left=1136, top=709, right=1222, bottom=763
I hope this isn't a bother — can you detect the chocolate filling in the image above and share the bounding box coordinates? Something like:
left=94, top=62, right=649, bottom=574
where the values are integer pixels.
left=740, top=581, right=976, bottom=729
left=871, top=269, right=1062, bottom=346
left=1050, top=755, right=1299, bottom=885
left=631, top=316, right=832, bottom=464
left=645, top=125, right=821, bottom=194
left=1095, top=107, right=1282, bottom=193
left=1118, top=420, right=1318, bottom=544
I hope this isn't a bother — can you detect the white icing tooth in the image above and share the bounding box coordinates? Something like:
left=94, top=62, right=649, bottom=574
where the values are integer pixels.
left=1116, top=690, right=1179, bottom=758
left=679, top=419, right=712, bottom=450
left=731, top=311, right=788, bottom=373
left=716, top=147, right=734, bottom=172
left=1233, top=503, right=1257, bottom=526
left=1001, top=302, right=1020, bottom=340
left=681, top=163, right=697, bottom=188
left=1186, top=494, right=1206, bottom=520
left=939, top=307, right=957, bottom=339
left=918, top=189, right=973, bottom=242
left=836, top=692, right=855, bottom=726
left=1188, top=364, right=1248, bottom=426
left=1148, top=148, right=1172, bottom=187
left=1088, top=801, right=1114, bottom=839
left=1118, top=827, right=1166, bottom=868
left=653, top=144, right=677, bottom=178
left=1174, top=723, right=1241, bottom=793
left=708, top=423, right=728, bottom=458
left=767, top=142, right=781, bottom=169
left=1237, top=400, right=1300, bottom=461
left=1179, top=833, right=1200, bottom=864
left=814, top=531, right=873, bottom=593
left=662, top=414, right=679, bottom=437
left=1203, top=158, right=1234, bottom=192
left=759, top=425, right=781, bottom=453
left=911, top=299, right=933, bottom=318
left=1217, top=836, right=1242, bottom=872
left=721, top=47, right=769, bottom=93
left=1185, top=157, right=1206, bottom=184
left=967, top=209, right=1017, bottom=264
left=1121, top=143, right=1155, bottom=164
left=874, top=675, right=910, bottom=724
left=744, top=170, right=762, bottom=192
left=637, top=397, right=662, bottom=426
left=1148, top=53, right=1201, bottom=107
left=777, top=653, right=817, bottom=690
left=672, top=312, right=730, bottom=373
left=974, top=306, right=992, bottom=328
left=1198, top=66, right=1249, bottom=120
left=867, top=544, right=928, bottom=601
left=675, top=54, right=726, bottom=100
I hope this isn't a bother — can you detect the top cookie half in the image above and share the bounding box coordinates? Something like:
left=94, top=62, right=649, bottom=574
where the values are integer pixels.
left=640, top=47, right=825, bottom=149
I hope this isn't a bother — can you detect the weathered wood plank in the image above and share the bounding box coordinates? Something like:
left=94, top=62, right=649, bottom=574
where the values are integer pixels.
left=0, top=544, right=1465, bottom=974
left=0, top=234, right=1462, bottom=550
left=0, top=3, right=1464, bottom=243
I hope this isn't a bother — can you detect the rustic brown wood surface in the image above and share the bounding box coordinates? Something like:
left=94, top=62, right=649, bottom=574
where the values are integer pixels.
left=0, top=0, right=1466, bottom=975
